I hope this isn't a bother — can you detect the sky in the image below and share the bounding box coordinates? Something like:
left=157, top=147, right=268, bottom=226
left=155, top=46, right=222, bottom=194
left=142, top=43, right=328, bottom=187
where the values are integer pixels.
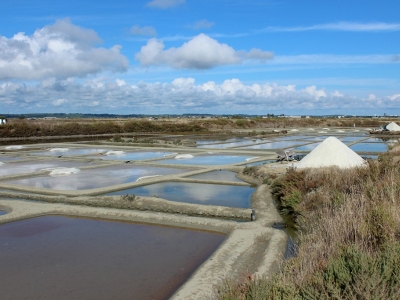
left=0, top=0, right=399, bottom=115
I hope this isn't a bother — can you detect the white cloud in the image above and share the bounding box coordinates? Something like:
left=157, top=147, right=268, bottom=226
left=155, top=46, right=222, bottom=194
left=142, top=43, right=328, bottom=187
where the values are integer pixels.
left=1, top=77, right=398, bottom=114
left=0, top=19, right=129, bottom=80
left=52, top=98, right=67, bottom=106
left=147, top=0, right=185, bottom=9
left=368, top=94, right=377, bottom=100
left=389, top=94, right=400, bottom=101
left=190, top=19, right=215, bottom=30
left=262, top=22, right=400, bottom=32
left=130, top=25, right=157, bottom=36
left=135, top=34, right=273, bottom=69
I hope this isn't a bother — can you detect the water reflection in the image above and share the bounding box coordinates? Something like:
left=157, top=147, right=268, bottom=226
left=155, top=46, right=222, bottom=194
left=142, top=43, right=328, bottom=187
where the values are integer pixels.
left=0, top=216, right=225, bottom=300
left=0, top=155, right=21, bottom=161
left=242, top=141, right=305, bottom=150
left=160, top=155, right=252, bottom=165
left=31, top=148, right=106, bottom=156
left=295, top=142, right=321, bottom=151
left=188, top=170, right=243, bottom=182
left=0, top=161, right=92, bottom=177
left=5, top=165, right=188, bottom=190
left=197, top=139, right=266, bottom=149
left=350, top=143, right=388, bottom=152
left=95, top=151, right=174, bottom=161
left=106, top=182, right=254, bottom=208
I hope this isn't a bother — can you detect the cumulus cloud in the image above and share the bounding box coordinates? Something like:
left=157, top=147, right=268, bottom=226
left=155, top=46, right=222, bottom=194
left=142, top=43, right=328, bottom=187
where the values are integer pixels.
left=147, top=0, right=185, bottom=8
left=368, top=94, right=377, bottom=100
left=130, top=25, right=157, bottom=36
left=52, top=98, right=67, bottom=106
left=190, top=19, right=215, bottom=30
left=135, top=34, right=273, bottom=69
left=2, top=77, right=394, bottom=114
left=0, top=19, right=129, bottom=80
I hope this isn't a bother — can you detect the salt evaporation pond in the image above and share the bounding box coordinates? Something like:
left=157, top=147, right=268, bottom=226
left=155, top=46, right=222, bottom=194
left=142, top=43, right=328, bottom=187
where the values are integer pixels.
left=106, top=182, right=255, bottom=208
left=295, top=142, right=321, bottom=151
left=196, top=137, right=245, bottom=145
left=339, top=136, right=366, bottom=142
left=349, top=143, right=388, bottom=152
left=187, top=170, right=243, bottom=182
left=31, top=148, right=106, bottom=156
left=4, top=165, right=189, bottom=190
left=242, top=141, right=306, bottom=150
left=0, top=155, right=22, bottom=161
left=268, top=135, right=313, bottom=141
left=95, top=151, right=174, bottom=161
left=243, top=159, right=275, bottom=167
left=0, top=161, right=93, bottom=177
left=197, top=139, right=266, bottom=149
left=0, top=210, right=7, bottom=215
left=0, top=216, right=225, bottom=300
left=160, top=154, right=254, bottom=165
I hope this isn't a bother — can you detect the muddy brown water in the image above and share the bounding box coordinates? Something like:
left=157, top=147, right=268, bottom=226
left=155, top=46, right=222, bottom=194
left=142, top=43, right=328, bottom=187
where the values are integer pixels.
left=0, top=216, right=225, bottom=300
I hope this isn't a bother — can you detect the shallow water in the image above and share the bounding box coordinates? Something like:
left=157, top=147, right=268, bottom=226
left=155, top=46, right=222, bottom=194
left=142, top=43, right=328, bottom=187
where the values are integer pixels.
left=0, top=216, right=225, bottom=300
left=0, top=161, right=93, bottom=177
left=30, top=148, right=106, bottom=156
left=243, top=159, right=275, bottom=166
left=269, top=135, right=313, bottom=141
left=160, top=155, right=253, bottom=165
left=242, top=141, right=306, bottom=150
left=5, top=165, right=189, bottom=190
left=196, top=137, right=245, bottom=145
left=95, top=151, right=174, bottom=161
left=0, top=155, right=22, bottom=161
left=349, top=143, right=388, bottom=152
left=0, top=210, right=7, bottom=215
left=339, top=136, right=366, bottom=142
left=295, top=142, right=321, bottom=151
left=187, top=170, right=243, bottom=182
left=106, top=182, right=254, bottom=208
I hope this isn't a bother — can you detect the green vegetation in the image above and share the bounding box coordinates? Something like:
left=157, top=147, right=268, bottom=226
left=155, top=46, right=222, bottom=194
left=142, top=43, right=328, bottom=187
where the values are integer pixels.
left=218, top=143, right=400, bottom=299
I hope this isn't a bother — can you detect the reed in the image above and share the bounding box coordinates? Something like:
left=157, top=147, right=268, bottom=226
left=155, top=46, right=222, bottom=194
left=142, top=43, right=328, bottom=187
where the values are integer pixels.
left=217, top=142, right=400, bottom=299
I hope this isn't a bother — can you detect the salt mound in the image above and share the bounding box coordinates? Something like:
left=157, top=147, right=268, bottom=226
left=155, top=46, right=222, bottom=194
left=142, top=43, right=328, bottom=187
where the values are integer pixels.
left=105, top=150, right=124, bottom=155
left=49, top=148, right=69, bottom=152
left=290, top=129, right=299, bottom=132
left=5, top=145, right=23, bottom=150
left=386, top=122, right=400, bottom=131
left=246, top=157, right=259, bottom=161
left=175, top=154, right=193, bottom=159
left=42, top=167, right=80, bottom=176
left=296, top=137, right=366, bottom=169
left=0, top=162, right=4, bottom=166
left=337, top=130, right=345, bottom=133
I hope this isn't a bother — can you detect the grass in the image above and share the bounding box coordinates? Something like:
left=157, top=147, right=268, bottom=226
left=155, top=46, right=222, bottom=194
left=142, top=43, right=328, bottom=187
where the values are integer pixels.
left=217, top=142, right=400, bottom=299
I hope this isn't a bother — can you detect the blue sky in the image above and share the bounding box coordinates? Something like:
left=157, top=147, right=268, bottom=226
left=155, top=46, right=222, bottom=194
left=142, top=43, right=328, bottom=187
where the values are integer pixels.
left=0, top=0, right=399, bottom=115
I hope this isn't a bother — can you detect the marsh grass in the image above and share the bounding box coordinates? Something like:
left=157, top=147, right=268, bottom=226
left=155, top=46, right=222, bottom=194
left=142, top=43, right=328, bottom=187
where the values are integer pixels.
left=217, top=143, right=400, bottom=299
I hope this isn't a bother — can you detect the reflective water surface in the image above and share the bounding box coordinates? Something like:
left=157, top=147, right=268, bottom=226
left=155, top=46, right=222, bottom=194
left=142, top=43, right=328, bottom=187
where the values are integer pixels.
left=0, top=210, right=7, bottom=215
left=31, top=148, right=106, bottom=156
left=350, top=143, right=389, bottom=152
left=188, top=170, right=243, bottom=182
left=95, top=151, right=174, bottom=161
left=0, top=161, right=93, bottom=177
left=242, top=141, right=305, bottom=150
left=160, top=155, right=253, bottom=165
left=0, top=216, right=225, bottom=300
left=106, top=182, right=254, bottom=208
left=0, top=155, right=22, bottom=161
left=5, top=165, right=189, bottom=190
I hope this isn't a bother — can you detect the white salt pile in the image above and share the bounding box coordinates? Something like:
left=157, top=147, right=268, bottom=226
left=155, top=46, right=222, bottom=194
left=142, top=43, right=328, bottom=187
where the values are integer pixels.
left=175, top=154, right=194, bottom=159
left=0, top=162, right=4, bottom=166
left=246, top=157, right=259, bottom=161
left=49, top=148, right=69, bottom=152
left=386, top=122, right=400, bottom=131
left=5, top=145, right=23, bottom=150
left=41, top=167, right=81, bottom=176
left=296, top=136, right=366, bottom=169
left=105, top=150, right=125, bottom=155
left=290, top=129, right=299, bottom=132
